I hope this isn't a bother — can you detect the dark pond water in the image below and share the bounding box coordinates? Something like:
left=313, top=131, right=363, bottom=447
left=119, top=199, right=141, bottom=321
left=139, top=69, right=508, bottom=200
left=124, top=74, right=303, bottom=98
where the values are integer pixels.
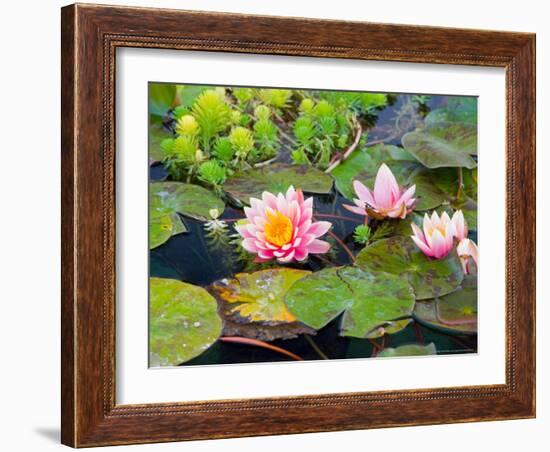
left=149, top=94, right=478, bottom=365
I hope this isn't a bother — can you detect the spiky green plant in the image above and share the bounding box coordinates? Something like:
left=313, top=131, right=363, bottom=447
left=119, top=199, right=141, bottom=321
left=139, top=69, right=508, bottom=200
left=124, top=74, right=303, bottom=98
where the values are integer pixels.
left=299, top=98, right=314, bottom=114
left=313, top=100, right=335, bottom=118
left=233, top=88, right=253, bottom=107
left=252, top=118, right=279, bottom=161
left=230, top=110, right=242, bottom=125
left=212, top=137, right=235, bottom=162
left=293, top=116, right=316, bottom=145
left=229, top=126, right=255, bottom=161
left=191, top=89, right=231, bottom=152
left=175, top=114, right=199, bottom=137
left=353, top=225, right=372, bottom=245
left=197, top=160, right=227, bottom=186
left=257, top=89, right=293, bottom=110
left=254, top=105, right=271, bottom=121
left=317, top=116, right=337, bottom=136
left=171, top=136, right=198, bottom=163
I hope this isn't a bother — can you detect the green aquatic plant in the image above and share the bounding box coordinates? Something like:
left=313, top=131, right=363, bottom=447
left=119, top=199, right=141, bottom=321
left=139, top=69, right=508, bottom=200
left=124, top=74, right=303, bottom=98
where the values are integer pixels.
left=290, top=98, right=357, bottom=170
left=212, top=136, right=235, bottom=162
left=233, top=87, right=254, bottom=108
left=191, top=89, right=232, bottom=151
left=197, top=160, right=227, bottom=187
left=175, top=114, right=200, bottom=137
left=254, top=104, right=271, bottom=121
left=257, top=88, right=293, bottom=111
left=353, top=224, right=372, bottom=245
left=252, top=117, right=279, bottom=161
left=229, top=126, right=255, bottom=161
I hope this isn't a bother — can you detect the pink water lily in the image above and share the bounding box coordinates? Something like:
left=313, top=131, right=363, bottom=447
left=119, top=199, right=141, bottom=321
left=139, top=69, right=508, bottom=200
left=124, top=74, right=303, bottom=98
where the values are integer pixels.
left=343, top=164, right=416, bottom=220
left=457, top=238, right=478, bottom=275
left=451, top=210, right=478, bottom=274
left=410, top=211, right=456, bottom=259
left=235, top=186, right=331, bottom=263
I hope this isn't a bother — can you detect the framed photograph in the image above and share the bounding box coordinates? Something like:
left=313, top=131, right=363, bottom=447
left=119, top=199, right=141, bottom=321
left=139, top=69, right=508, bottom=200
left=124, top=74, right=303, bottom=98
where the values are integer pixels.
left=61, top=3, right=536, bottom=447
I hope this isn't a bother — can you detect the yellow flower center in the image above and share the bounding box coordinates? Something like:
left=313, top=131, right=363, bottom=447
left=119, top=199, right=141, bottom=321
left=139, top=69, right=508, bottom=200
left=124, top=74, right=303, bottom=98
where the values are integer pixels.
left=264, top=211, right=293, bottom=247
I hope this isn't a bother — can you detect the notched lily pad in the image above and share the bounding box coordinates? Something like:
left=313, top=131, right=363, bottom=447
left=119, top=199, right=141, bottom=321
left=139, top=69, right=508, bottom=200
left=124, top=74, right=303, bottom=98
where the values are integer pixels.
left=210, top=269, right=315, bottom=341
left=356, top=235, right=464, bottom=300
left=377, top=342, right=437, bottom=358
left=149, top=123, right=173, bottom=164
left=149, top=277, right=223, bottom=366
left=413, top=275, right=478, bottom=335
left=402, top=121, right=477, bottom=169
left=284, top=266, right=415, bottom=338
left=223, top=163, right=333, bottom=204
left=150, top=182, right=225, bottom=221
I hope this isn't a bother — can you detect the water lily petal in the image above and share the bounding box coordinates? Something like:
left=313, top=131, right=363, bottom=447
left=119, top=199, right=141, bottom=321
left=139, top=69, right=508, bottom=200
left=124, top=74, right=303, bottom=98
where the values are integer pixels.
left=373, top=163, right=400, bottom=209
left=308, top=221, right=332, bottom=237
left=308, top=239, right=331, bottom=254
left=343, top=204, right=367, bottom=215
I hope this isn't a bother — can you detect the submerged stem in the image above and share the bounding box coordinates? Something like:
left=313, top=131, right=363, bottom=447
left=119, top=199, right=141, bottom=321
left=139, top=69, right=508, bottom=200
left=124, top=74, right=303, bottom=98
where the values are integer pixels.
left=456, top=167, right=464, bottom=200
left=304, top=334, right=329, bottom=360
left=327, top=230, right=356, bottom=263
left=219, top=337, right=303, bottom=361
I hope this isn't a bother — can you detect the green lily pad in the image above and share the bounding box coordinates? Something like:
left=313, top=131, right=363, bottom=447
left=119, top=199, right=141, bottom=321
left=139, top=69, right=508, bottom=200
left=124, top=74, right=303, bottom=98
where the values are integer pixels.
left=284, top=266, right=415, bottom=338
left=149, top=277, right=223, bottom=366
left=425, top=97, right=477, bottom=125
left=212, top=268, right=311, bottom=323
left=150, top=182, right=224, bottom=221
left=356, top=236, right=464, bottom=300
left=223, top=163, right=333, bottom=204
left=149, top=123, right=173, bottom=164
left=332, top=145, right=451, bottom=211
left=413, top=275, right=478, bottom=335
left=401, top=122, right=477, bottom=169
left=377, top=342, right=437, bottom=357
left=149, top=83, right=176, bottom=118
left=149, top=210, right=187, bottom=250
left=210, top=268, right=316, bottom=341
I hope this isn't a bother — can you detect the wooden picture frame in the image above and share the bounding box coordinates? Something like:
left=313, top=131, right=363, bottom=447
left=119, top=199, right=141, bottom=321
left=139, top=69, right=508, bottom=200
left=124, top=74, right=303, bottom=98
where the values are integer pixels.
left=61, top=3, right=536, bottom=447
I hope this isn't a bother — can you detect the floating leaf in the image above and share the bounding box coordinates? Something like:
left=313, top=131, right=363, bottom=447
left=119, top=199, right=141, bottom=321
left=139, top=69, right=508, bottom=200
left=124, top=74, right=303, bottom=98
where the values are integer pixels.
left=150, top=182, right=224, bottom=221
left=413, top=275, right=477, bottom=335
left=332, top=145, right=451, bottom=210
left=210, top=269, right=315, bottom=341
left=402, top=122, right=477, bottom=169
left=425, top=97, right=477, bottom=125
left=149, top=277, right=223, bottom=366
left=149, top=83, right=177, bottom=118
left=149, top=123, right=173, bottom=164
left=356, top=236, right=464, bottom=300
left=223, top=163, right=333, bottom=204
left=377, top=342, right=437, bottom=357
left=213, top=269, right=311, bottom=323
left=285, top=267, right=415, bottom=338
left=149, top=189, right=188, bottom=250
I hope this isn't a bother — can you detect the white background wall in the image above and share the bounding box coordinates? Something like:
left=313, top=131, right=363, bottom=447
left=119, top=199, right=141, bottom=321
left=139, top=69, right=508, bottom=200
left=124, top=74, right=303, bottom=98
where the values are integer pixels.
left=0, top=0, right=546, bottom=450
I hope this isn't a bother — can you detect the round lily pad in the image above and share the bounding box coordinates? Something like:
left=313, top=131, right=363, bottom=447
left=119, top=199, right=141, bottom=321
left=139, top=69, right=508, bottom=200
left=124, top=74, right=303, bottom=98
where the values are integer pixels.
left=223, top=163, right=333, bottom=204
left=401, top=122, right=477, bottom=168
left=212, top=268, right=311, bottom=323
left=149, top=277, right=223, bottom=366
left=284, top=266, right=415, bottom=338
left=413, top=275, right=477, bottom=335
left=210, top=268, right=315, bottom=341
left=150, top=182, right=224, bottom=221
left=149, top=122, right=173, bottom=164
left=356, top=236, right=464, bottom=300
left=377, top=342, right=437, bottom=357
